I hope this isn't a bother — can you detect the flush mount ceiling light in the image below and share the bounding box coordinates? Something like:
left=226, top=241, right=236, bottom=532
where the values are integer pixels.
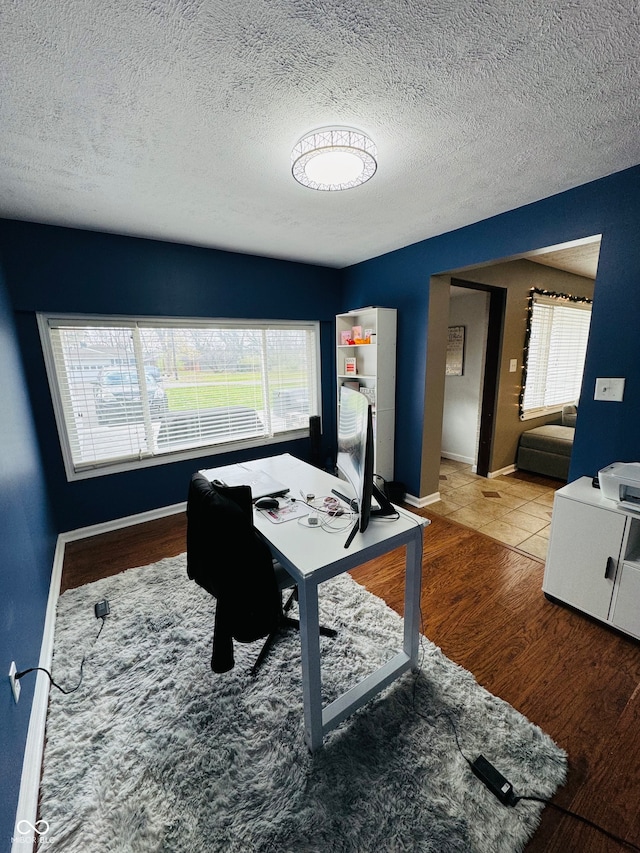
left=291, top=127, right=377, bottom=191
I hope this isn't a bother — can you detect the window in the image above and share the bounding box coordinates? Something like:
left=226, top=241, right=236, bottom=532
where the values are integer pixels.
left=38, top=315, right=320, bottom=480
left=520, top=289, right=592, bottom=419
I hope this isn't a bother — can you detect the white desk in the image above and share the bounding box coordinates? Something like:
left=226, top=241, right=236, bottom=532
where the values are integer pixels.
left=241, top=454, right=429, bottom=751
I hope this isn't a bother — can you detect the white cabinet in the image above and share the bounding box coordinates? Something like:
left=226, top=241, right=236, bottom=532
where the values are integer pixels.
left=336, top=307, right=397, bottom=481
left=611, top=563, right=640, bottom=636
left=543, top=477, right=640, bottom=639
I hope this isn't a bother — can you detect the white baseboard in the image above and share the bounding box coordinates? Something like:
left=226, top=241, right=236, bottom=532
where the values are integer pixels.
left=487, top=464, right=517, bottom=479
left=440, top=453, right=517, bottom=480
left=12, top=501, right=185, bottom=851
left=61, top=500, right=186, bottom=543
left=404, top=491, right=440, bottom=508
left=440, top=451, right=475, bottom=465
left=11, top=536, right=65, bottom=853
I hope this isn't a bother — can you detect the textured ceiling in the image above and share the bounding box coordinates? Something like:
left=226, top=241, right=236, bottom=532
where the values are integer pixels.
left=1, top=1, right=639, bottom=268
left=527, top=238, right=601, bottom=278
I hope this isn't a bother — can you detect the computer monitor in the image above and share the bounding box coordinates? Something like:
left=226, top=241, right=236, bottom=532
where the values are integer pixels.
left=336, top=386, right=394, bottom=532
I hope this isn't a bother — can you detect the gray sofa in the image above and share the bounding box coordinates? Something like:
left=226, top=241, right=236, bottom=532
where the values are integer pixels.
left=516, top=405, right=577, bottom=480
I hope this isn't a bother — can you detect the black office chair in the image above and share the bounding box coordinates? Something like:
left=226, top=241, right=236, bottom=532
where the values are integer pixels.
left=186, top=472, right=335, bottom=676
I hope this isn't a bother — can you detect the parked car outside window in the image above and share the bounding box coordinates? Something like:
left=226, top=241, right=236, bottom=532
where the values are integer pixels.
left=94, top=369, right=168, bottom=424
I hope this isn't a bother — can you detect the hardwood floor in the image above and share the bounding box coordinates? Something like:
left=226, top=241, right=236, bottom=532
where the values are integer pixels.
left=60, top=514, right=187, bottom=594
left=61, top=507, right=640, bottom=852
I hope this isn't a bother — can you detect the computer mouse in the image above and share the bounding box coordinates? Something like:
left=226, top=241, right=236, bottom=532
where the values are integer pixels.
left=255, top=496, right=279, bottom=510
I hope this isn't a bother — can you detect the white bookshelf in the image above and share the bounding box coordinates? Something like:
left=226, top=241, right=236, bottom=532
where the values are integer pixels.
left=336, top=306, right=397, bottom=482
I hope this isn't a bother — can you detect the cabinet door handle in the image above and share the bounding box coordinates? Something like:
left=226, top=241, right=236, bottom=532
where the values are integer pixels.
left=604, top=557, right=616, bottom=580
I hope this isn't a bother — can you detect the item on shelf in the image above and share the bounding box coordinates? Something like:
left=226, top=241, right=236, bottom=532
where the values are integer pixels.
left=345, top=357, right=357, bottom=374
left=336, top=307, right=397, bottom=482
left=360, top=387, right=376, bottom=405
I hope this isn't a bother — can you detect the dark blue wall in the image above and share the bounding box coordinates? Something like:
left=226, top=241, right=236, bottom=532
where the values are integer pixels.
left=343, top=165, right=640, bottom=493
left=0, top=221, right=342, bottom=844
left=0, top=222, right=342, bottom=531
left=0, top=259, right=57, bottom=848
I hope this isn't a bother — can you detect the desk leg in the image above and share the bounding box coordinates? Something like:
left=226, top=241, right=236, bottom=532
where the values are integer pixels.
left=403, top=531, right=423, bottom=665
left=296, top=579, right=324, bottom=752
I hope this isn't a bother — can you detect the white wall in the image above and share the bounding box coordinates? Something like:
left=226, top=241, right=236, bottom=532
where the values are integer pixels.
left=441, top=289, right=489, bottom=464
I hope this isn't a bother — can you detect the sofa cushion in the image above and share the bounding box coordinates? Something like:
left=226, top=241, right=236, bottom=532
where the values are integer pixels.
left=519, top=424, right=575, bottom=456
left=561, top=405, right=578, bottom=427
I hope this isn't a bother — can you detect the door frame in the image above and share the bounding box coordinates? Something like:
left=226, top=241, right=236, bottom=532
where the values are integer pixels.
left=450, top=278, right=506, bottom=477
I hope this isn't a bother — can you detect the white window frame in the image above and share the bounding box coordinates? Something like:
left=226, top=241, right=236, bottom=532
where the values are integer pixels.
left=38, top=313, right=321, bottom=481
left=520, top=289, right=592, bottom=420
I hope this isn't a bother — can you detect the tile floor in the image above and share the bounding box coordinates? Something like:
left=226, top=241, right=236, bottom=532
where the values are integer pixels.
left=428, top=458, right=563, bottom=561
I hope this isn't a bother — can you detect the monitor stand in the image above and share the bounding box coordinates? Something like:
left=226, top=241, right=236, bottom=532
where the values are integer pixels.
left=331, top=483, right=397, bottom=517
left=370, top=482, right=396, bottom=518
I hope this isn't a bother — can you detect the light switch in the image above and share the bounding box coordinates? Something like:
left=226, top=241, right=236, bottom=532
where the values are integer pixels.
left=594, top=378, right=625, bottom=402
left=509, top=359, right=518, bottom=373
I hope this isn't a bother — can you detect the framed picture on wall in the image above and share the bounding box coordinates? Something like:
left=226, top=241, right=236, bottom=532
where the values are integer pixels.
left=446, top=325, right=465, bottom=376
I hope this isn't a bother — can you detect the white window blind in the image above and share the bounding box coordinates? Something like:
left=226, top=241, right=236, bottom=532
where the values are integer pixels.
left=38, top=315, right=319, bottom=479
left=520, top=290, right=592, bottom=418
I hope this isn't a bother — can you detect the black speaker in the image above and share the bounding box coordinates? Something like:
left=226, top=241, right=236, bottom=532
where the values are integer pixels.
left=309, top=415, right=322, bottom=468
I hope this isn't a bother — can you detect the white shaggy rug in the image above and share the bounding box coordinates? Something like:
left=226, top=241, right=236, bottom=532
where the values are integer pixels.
left=39, top=554, right=566, bottom=852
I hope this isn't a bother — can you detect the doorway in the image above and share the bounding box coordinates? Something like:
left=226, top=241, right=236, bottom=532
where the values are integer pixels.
left=420, top=235, right=601, bottom=502
left=443, top=279, right=506, bottom=478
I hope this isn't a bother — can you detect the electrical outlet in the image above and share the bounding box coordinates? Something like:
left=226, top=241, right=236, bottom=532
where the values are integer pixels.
left=9, top=661, right=20, bottom=704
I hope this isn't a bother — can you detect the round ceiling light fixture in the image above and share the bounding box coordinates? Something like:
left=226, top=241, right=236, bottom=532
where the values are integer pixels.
left=291, top=127, right=377, bottom=191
